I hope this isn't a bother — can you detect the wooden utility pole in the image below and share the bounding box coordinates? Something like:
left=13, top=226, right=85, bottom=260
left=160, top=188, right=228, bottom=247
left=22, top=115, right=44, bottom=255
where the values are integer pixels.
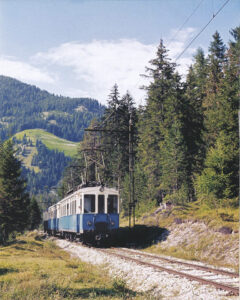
left=128, top=111, right=135, bottom=228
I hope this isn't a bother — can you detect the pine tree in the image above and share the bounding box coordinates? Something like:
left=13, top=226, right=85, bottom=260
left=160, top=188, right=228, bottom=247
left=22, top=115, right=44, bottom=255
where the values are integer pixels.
left=0, top=140, right=30, bottom=243
left=138, top=40, right=189, bottom=204
left=195, top=27, right=239, bottom=207
left=29, top=196, right=42, bottom=230
left=183, top=48, right=207, bottom=200
left=203, top=31, right=226, bottom=147
left=100, top=86, right=137, bottom=189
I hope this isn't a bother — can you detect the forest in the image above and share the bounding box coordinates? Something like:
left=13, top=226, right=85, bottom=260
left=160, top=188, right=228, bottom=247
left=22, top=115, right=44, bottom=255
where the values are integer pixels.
left=0, top=75, right=104, bottom=142
left=13, top=136, right=72, bottom=195
left=62, top=27, right=239, bottom=215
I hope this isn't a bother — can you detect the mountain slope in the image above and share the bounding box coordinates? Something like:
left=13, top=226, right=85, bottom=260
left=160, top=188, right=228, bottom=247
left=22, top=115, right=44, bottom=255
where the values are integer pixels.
left=13, top=132, right=73, bottom=194
left=14, top=129, right=78, bottom=158
left=0, top=75, right=104, bottom=142
left=0, top=75, right=104, bottom=195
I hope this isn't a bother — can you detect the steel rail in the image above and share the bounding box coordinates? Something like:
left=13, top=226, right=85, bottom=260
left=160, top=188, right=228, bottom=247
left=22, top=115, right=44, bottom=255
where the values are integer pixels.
left=114, top=248, right=239, bottom=278
left=99, top=249, right=239, bottom=296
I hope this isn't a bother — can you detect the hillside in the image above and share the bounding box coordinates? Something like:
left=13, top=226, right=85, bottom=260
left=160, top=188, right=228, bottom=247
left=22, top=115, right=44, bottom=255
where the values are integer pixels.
left=13, top=132, right=73, bottom=195
left=14, top=129, right=78, bottom=158
left=0, top=75, right=104, bottom=196
left=0, top=75, right=104, bottom=142
left=136, top=202, right=239, bottom=271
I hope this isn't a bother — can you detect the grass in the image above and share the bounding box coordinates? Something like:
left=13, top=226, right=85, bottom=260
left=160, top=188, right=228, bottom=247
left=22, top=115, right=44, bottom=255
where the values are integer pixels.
left=17, top=145, right=40, bottom=172
left=0, top=232, right=148, bottom=300
left=146, top=231, right=239, bottom=271
left=133, top=200, right=239, bottom=232
left=169, top=201, right=239, bottom=231
left=14, top=129, right=78, bottom=157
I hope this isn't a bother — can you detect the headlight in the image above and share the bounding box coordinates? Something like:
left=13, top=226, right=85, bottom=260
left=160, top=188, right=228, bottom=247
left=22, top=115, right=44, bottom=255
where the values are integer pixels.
left=87, top=221, right=92, bottom=226
left=111, top=221, right=115, bottom=226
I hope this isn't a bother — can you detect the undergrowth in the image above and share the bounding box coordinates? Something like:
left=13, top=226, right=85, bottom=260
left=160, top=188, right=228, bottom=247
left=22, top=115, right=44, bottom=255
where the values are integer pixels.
left=120, top=201, right=239, bottom=271
left=132, top=200, right=239, bottom=231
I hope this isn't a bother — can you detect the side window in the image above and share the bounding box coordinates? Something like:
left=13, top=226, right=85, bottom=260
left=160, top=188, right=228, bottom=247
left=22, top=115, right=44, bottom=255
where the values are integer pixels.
left=107, top=195, right=118, bottom=214
left=98, top=195, right=105, bottom=213
left=84, top=195, right=95, bottom=213
left=74, top=200, right=76, bottom=214
left=67, top=203, right=69, bottom=216
left=71, top=200, right=76, bottom=215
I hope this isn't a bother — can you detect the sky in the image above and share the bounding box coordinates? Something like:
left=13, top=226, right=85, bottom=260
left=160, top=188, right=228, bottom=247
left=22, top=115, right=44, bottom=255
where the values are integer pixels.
left=0, top=0, right=239, bottom=105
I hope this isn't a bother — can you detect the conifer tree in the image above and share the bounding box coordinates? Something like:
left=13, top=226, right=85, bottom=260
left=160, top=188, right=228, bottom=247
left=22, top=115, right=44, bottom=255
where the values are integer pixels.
left=101, top=86, right=137, bottom=189
left=183, top=48, right=207, bottom=200
left=0, top=140, right=30, bottom=243
left=138, top=40, right=189, bottom=203
left=203, top=31, right=226, bottom=147
left=29, top=196, right=42, bottom=230
left=195, top=27, right=239, bottom=206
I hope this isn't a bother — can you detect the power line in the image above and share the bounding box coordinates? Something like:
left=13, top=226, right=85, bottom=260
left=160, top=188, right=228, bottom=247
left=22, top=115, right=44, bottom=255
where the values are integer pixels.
left=167, top=0, right=205, bottom=48
left=175, top=0, right=231, bottom=62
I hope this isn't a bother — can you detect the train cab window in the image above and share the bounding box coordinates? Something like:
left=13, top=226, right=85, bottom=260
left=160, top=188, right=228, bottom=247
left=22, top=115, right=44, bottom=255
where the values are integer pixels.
left=84, top=195, right=95, bottom=213
left=98, top=195, right=105, bottom=214
left=107, top=195, right=118, bottom=214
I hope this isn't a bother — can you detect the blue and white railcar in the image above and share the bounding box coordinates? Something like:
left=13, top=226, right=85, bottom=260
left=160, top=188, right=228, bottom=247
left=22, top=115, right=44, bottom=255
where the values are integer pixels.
left=45, top=186, right=119, bottom=244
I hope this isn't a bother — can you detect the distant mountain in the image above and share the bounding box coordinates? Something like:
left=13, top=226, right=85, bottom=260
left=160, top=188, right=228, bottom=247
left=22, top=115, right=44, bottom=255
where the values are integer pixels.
left=0, top=75, right=104, bottom=196
left=0, top=75, right=105, bottom=142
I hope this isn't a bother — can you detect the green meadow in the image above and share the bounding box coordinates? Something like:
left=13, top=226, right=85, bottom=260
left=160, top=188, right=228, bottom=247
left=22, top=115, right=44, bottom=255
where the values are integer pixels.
left=0, top=232, right=147, bottom=300
left=14, top=129, right=79, bottom=158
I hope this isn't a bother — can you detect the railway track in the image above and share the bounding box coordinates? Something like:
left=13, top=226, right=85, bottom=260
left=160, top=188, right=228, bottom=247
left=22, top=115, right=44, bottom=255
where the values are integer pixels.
left=99, top=247, right=239, bottom=296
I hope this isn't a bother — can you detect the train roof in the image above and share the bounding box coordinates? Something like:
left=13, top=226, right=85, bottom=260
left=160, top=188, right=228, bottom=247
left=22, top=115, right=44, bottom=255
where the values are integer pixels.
left=76, top=186, right=118, bottom=194
left=48, top=186, right=119, bottom=210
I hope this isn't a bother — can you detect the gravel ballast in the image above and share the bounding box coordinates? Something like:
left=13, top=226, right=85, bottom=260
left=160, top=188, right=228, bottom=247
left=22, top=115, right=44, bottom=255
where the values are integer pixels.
left=56, top=239, right=238, bottom=300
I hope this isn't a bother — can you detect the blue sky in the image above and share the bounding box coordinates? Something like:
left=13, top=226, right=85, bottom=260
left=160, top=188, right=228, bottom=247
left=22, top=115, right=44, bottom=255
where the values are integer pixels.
left=0, top=0, right=239, bottom=105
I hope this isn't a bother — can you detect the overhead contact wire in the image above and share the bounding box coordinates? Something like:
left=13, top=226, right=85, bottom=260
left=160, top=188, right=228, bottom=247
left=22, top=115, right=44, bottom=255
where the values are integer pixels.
left=175, top=0, right=231, bottom=62
left=167, top=0, right=205, bottom=48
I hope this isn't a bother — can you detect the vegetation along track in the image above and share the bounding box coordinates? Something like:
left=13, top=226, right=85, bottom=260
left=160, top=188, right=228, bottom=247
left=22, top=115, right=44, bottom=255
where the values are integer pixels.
left=98, top=247, right=239, bottom=296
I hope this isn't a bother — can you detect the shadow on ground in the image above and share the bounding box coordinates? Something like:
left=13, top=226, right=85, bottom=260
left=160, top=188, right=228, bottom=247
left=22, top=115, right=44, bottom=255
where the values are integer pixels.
left=43, top=284, right=137, bottom=299
left=111, top=225, right=170, bottom=249
left=0, top=267, right=18, bottom=276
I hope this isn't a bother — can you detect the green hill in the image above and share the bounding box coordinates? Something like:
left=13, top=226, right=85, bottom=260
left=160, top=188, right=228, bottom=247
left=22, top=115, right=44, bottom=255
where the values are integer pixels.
left=14, top=129, right=78, bottom=158
left=13, top=131, right=73, bottom=195
left=0, top=75, right=104, bottom=142
left=0, top=75, right=104, bottom=195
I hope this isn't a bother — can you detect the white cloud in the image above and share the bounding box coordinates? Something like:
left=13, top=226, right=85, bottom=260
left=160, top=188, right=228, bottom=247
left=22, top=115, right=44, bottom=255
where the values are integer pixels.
left=0, top=56, right=55, bottom=84
left=0, top=27, right=197, bottom=105
left=33, top=39, right=157, bottom=105
left=32, top=28, right=196, bottom=104
left=166, top=27, right=197, bottom=75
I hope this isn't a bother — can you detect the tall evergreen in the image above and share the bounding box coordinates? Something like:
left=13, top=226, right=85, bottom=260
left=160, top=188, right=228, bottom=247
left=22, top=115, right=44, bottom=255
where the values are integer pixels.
left=0, top=140, right=30, bottom=243
left=203, top=31, right=226, bottom=147
left=100, top=86, right=137, bottom=189
left=138, top=40, right=189, bottom=203
left=195, top=28, right=239, bottom=206
left=183, top=48, right=207, bottom=200
left=28, top=196, right=42, bottom=230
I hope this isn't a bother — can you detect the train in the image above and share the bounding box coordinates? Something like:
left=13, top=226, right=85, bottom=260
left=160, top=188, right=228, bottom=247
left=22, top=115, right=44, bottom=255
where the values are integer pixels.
left=43, top=185, right=119, bottom=246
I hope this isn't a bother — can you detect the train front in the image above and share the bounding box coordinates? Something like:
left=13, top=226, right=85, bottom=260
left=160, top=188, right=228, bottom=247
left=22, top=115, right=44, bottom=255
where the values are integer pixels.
left=81, top=187, right=119, bottom=246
